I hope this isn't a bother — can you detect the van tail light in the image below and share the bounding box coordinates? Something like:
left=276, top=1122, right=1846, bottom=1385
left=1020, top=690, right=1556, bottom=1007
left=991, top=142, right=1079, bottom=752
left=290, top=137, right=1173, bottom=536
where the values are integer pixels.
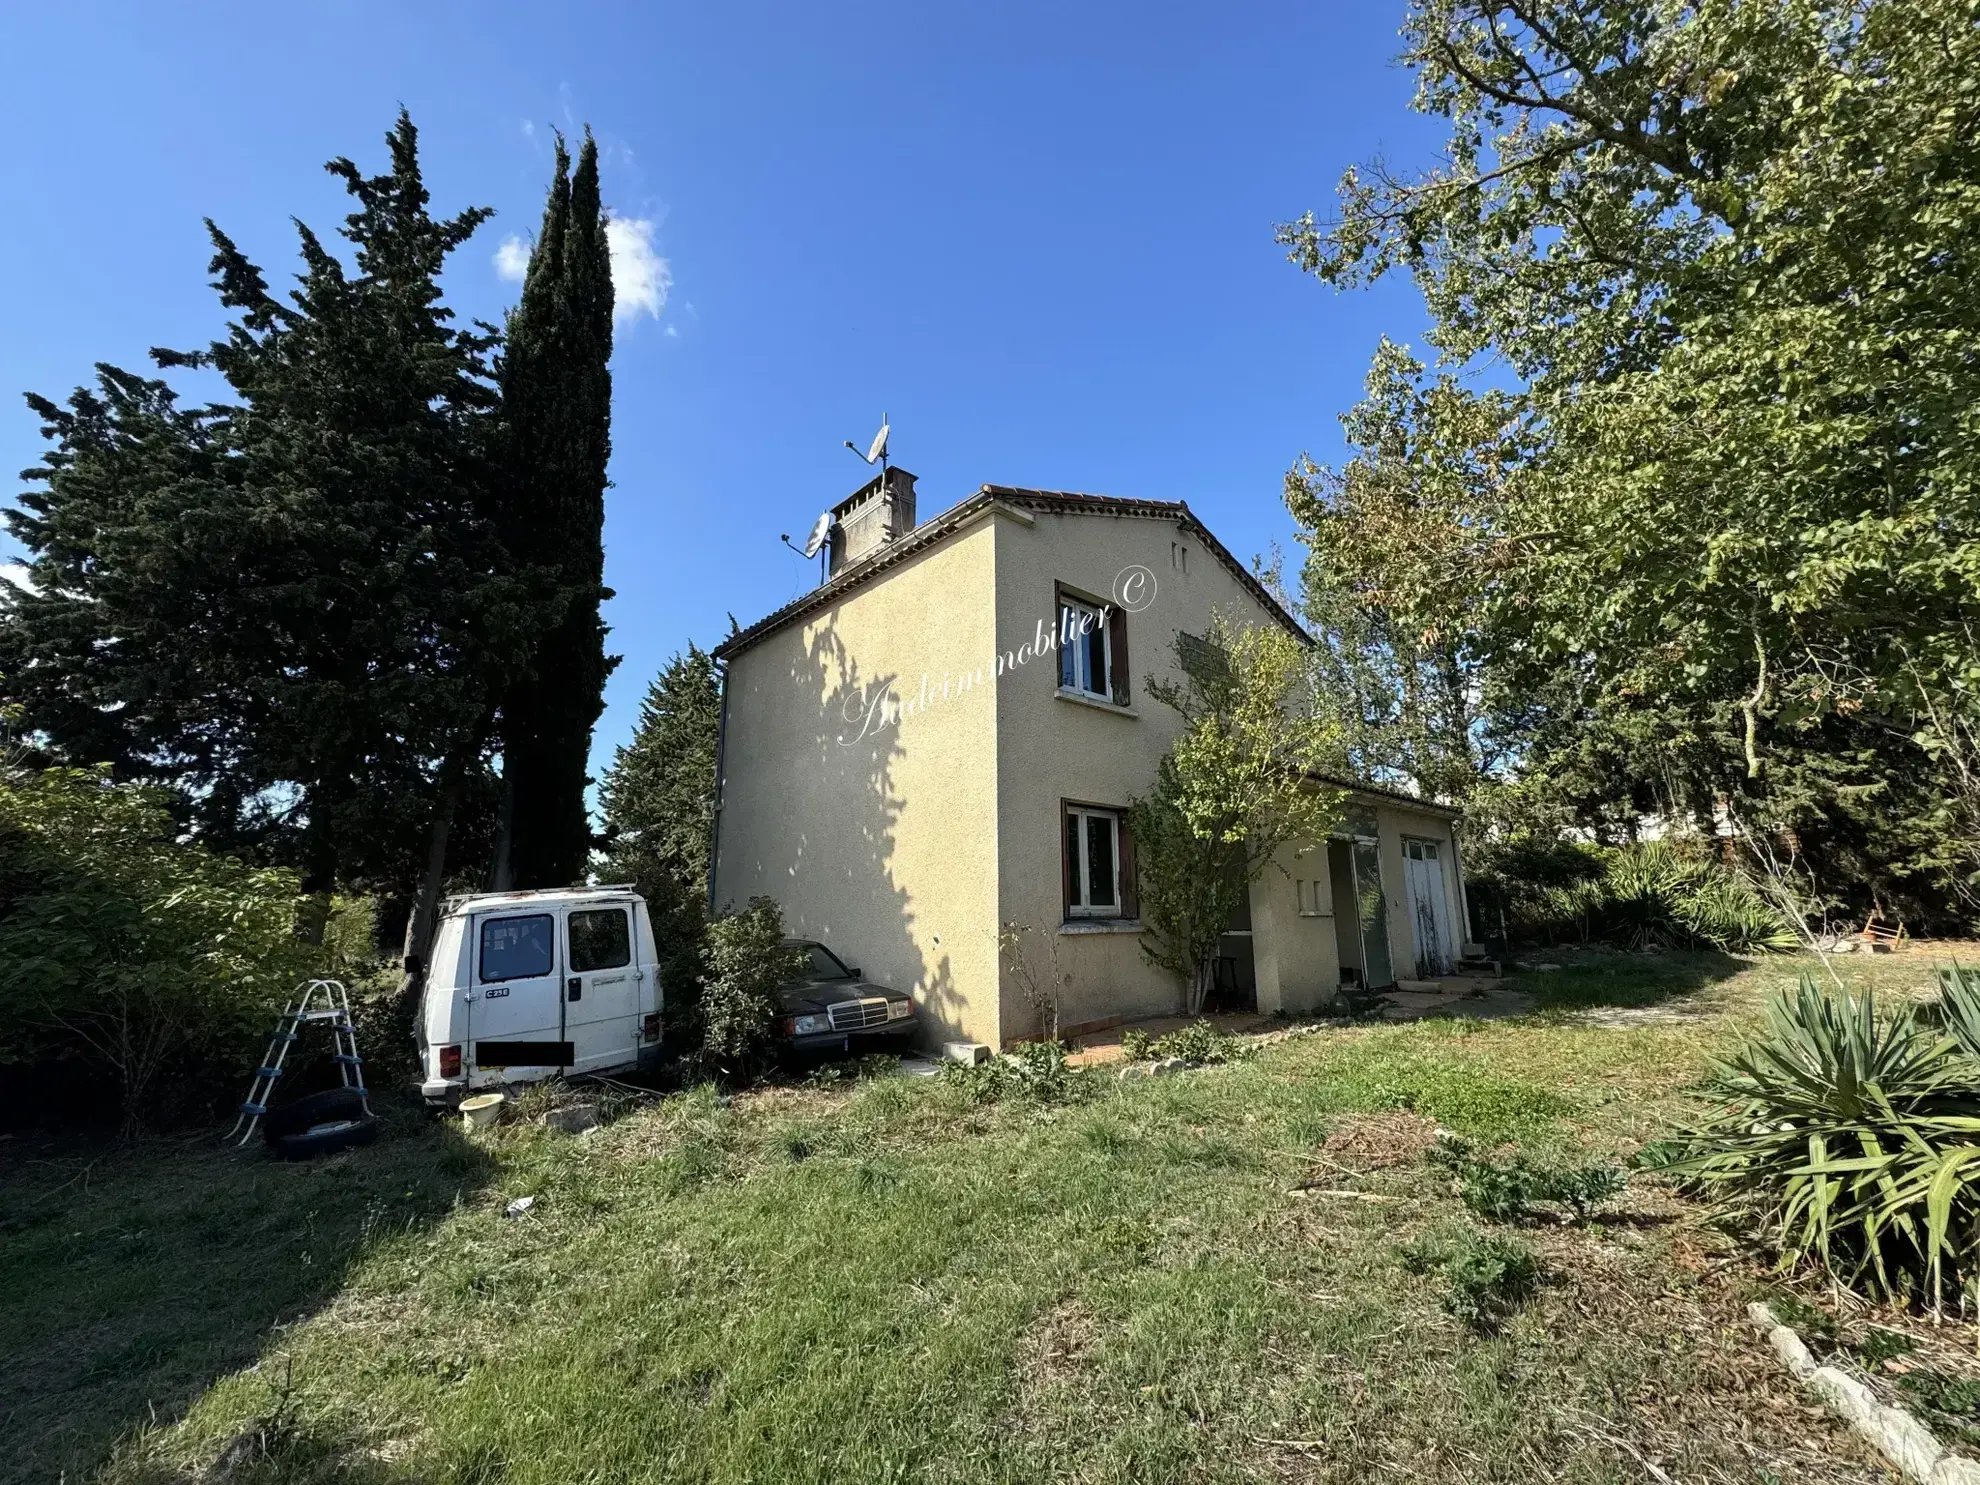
left=438, top=1044, right=462, bottom=1079
left=641, top=1013, right=661, bottom=1040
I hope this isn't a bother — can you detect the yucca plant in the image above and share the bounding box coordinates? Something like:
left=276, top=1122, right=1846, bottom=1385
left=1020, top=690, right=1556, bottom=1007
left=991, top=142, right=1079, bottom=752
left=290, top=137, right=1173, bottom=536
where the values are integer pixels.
left=1674, top=873, right=1801, bottom=953
left=1658, top=973, right=1980, bottom=1306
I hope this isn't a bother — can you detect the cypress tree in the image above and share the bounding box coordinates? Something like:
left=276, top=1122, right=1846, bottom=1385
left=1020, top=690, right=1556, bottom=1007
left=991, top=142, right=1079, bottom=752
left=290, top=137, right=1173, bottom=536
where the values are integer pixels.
left=2, top=113, right=521, bottom=919
left=496, top=130, right=617, bottom=888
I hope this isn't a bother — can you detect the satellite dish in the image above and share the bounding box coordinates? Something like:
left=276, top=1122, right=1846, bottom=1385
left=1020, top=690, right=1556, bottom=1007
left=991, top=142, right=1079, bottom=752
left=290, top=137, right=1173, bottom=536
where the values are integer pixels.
left=801, top=510, right=833, bottom=559
left=843, top=413, right=890, bottom=466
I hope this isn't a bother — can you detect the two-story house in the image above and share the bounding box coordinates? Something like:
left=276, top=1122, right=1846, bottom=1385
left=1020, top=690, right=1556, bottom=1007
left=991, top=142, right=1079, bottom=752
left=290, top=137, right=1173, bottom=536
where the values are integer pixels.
left=709, top=469, right=1468, bottom=1050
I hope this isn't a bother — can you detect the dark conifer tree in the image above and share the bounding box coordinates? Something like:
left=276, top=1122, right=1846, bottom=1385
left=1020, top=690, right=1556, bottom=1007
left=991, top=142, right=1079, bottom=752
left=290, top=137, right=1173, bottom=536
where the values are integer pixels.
left=495, top=131, right=617, bottom=888
left=599, top=644, right=722, bottom=1020
left=2, top=113, right=524, bottom=924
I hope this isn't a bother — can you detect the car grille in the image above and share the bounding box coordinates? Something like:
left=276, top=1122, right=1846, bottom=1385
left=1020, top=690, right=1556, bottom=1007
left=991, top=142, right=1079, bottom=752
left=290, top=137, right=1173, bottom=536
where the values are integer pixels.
left=828, top=997, right=892, bottom=1031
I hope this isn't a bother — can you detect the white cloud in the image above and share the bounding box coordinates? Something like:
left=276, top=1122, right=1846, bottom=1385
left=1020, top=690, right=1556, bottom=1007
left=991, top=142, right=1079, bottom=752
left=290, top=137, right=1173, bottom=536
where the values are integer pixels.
left=605, top=216, right=670, bottom=327
left=522, top=119, right=535, bottom=138
left=1, top=563, right=34, bottom=596
left=494, top=235, right=531, bottom=283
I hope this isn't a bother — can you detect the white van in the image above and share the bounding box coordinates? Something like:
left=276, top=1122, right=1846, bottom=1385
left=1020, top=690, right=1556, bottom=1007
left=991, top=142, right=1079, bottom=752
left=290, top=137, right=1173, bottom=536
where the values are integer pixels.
left=417, top=886, right=662, bottom=1107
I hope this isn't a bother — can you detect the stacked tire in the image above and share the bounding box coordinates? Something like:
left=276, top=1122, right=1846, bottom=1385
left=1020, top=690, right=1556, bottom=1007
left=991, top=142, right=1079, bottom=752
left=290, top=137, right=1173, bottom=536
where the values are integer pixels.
left=261, top=1088, right=379, bottom=1160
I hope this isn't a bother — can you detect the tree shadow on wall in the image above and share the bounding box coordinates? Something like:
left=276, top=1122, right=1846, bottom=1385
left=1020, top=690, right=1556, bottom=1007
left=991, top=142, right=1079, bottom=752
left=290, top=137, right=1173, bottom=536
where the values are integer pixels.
left=719, top=619, right=970, bottom=1043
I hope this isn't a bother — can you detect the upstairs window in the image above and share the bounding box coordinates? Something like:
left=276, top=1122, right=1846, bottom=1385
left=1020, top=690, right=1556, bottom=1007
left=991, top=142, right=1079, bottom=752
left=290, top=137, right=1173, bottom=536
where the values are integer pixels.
left=1056, top=586, right=1131, bottom=705
left=1058, top=596, right=1111, bottom=698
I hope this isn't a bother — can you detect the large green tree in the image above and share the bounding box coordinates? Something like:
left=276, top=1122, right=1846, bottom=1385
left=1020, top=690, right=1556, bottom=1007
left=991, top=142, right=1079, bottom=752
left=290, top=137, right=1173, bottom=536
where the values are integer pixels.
left=2, top=113, right=528, bottom=934
left=599, top=646, right=721, bottom=1013
left=495, top=131, right=618, bottom=889
left=1286, top=0, right=1980, bottom=923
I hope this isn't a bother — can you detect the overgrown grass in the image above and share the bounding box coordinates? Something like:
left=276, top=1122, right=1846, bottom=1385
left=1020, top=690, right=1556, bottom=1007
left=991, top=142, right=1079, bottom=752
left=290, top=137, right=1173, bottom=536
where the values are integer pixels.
left=2, top=951, right=1933, bottom=1484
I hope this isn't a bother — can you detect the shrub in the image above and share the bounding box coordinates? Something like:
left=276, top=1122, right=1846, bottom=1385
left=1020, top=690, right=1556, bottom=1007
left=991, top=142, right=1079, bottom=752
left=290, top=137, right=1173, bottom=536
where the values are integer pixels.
left=0, top=764, right=323, bottom=1130
left=1441, top=1230, right=1541, bottom=1328
left=1472, top=838, right=1796, bottom=952
left=939, top=1040, right=1090, bottom=1105
left=698, top=897, right=804, bottom=1081
left=1115, top=1019, right=1254, bottom=1066
left=1428, top=1135, right=1626, bottom=1223
left=1398, top=1224, right=1540, bottom=1330
left=1656, top=971, right=1980, bottom=1304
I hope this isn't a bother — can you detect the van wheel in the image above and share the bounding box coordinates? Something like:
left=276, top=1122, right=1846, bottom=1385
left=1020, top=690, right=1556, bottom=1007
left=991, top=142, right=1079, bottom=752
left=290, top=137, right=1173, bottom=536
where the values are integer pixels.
left=270, top=1115, right=380, bottom=1161
left=261, top=1088, right=370, bottom=1145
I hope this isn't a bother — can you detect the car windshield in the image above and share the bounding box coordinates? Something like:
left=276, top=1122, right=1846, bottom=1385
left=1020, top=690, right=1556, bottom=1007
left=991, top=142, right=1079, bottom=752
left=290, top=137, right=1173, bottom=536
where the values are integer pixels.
left=801, top=943, right=854, bottom=980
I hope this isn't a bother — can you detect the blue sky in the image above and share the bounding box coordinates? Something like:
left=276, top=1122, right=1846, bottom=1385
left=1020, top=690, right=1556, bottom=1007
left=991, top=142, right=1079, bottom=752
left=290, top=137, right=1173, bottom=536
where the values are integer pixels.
left=0, top=0, right=1443, bottom=775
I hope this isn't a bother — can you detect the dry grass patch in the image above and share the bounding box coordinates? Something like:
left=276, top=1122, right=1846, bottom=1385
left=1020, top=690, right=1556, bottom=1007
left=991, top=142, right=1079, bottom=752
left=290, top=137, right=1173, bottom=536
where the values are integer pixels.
left=1313, top=1110, right=1444, bottom=1172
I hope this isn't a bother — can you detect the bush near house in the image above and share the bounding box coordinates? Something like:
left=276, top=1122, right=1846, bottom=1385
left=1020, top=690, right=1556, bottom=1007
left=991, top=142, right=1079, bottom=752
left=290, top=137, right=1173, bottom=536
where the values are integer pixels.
left=697, top=897, right=806, bottom=1081
left=1120, top=1019, right=1255, bottom=1066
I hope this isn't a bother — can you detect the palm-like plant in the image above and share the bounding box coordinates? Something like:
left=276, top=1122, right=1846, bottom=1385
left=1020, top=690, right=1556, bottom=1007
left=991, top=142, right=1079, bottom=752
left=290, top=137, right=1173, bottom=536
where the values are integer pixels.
left=1660, top=973, right=1980, bottom=1305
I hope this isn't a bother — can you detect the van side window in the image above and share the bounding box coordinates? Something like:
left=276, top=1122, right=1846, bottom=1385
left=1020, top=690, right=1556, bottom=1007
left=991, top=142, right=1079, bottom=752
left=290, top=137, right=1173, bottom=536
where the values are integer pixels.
left=569, top=908, right=631, bottom=973
left=479, top=914, right=555, bottom=982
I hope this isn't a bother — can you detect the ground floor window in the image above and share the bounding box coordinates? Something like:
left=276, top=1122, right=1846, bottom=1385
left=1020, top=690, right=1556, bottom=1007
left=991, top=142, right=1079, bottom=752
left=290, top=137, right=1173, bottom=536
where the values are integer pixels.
left=1063, top=803, right=1136, bottom=918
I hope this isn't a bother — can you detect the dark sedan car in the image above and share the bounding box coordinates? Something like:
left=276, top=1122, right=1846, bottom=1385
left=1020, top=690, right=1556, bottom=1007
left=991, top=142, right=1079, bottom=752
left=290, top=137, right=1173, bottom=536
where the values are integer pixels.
left=778, top=940, right=918, bottom=1055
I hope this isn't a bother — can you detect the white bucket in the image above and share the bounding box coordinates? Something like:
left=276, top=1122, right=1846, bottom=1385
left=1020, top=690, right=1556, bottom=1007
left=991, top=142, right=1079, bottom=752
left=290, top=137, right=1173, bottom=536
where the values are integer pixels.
left=460, top=1092, right=505, bottom=1130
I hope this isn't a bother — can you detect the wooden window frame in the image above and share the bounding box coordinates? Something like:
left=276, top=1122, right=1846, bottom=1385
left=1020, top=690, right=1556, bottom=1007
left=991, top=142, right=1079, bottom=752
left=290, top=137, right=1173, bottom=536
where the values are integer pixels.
left=1055, top=582, right=1132, bottom=707
left=1061, top=800, right=1139, bottom=921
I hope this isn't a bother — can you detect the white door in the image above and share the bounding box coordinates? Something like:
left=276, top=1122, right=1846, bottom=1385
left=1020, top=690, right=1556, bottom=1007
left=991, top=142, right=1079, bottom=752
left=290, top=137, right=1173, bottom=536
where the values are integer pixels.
left=564, top=903, right=641, bottom=1074
left=469, top=908, right=568, bottom=1076
left=1404, top=839, right=1455, bottom=977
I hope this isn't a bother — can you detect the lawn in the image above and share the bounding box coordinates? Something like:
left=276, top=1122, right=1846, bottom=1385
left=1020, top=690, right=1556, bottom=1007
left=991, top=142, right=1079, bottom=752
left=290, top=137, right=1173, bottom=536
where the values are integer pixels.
left=1, top=949, right=1942, bottom=1485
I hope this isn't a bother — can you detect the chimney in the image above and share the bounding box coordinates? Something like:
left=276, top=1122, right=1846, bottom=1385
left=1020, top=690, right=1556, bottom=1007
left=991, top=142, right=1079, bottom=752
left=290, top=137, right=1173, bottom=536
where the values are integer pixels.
left=827, top=467, right=917, bottom=577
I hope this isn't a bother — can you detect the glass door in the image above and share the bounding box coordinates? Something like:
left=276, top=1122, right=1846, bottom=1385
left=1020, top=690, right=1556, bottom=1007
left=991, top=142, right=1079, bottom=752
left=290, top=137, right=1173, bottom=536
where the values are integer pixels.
left=1351, top=839, right=1394, bottom=988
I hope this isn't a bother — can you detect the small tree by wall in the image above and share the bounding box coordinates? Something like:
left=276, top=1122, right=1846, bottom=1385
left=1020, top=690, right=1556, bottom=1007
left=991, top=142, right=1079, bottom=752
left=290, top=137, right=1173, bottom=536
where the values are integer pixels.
left=1131, top=617, right=1346, bottom=1014
left=999, top=921, right=1070, bottom=1043
left=699, top=897, right=805, bottom=1081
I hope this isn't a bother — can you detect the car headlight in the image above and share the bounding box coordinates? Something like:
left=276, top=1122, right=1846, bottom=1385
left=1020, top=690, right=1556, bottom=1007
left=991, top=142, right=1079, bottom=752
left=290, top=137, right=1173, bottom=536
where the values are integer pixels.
left=886, top=999, right=914, bottom=1021
left=789, top=1014, right=831, bottom=1036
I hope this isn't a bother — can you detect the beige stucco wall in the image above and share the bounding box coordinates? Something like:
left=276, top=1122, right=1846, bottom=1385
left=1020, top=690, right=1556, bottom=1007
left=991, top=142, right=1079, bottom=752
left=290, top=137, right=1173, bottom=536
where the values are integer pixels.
left=1248, top=837, right=1341, bottom=1014
left=988, top=504, right=1305, bottom=1040
left=710, top=514, right=1003, bottom=1047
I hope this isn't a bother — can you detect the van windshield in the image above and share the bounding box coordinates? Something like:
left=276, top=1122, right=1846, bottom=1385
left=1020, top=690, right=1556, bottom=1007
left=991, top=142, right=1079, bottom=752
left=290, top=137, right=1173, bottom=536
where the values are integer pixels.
left=802, top=944, right=855, bottom=980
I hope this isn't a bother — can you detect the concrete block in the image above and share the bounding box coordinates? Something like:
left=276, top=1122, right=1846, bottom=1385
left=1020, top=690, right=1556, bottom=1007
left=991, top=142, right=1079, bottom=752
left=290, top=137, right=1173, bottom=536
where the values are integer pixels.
left=942, top=1041, right=991, bottom=1066
left=544, top=1103, right=600, bottom=1135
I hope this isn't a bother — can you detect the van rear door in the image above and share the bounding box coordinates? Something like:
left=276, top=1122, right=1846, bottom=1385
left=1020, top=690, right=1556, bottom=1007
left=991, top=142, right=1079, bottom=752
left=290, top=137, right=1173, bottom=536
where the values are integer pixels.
left=565, top=902, right=640, bottom=1074
left=469, top=908, right=569, bottom=1074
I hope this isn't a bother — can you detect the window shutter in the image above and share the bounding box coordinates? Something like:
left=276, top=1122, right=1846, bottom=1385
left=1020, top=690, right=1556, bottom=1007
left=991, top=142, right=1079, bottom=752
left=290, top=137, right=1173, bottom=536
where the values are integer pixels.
left=1062, top=805, right=1077, bottom=919
left=1108, top=605, right=1131, bottom=705
left=1118, top=812, right=1139, bottom=920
